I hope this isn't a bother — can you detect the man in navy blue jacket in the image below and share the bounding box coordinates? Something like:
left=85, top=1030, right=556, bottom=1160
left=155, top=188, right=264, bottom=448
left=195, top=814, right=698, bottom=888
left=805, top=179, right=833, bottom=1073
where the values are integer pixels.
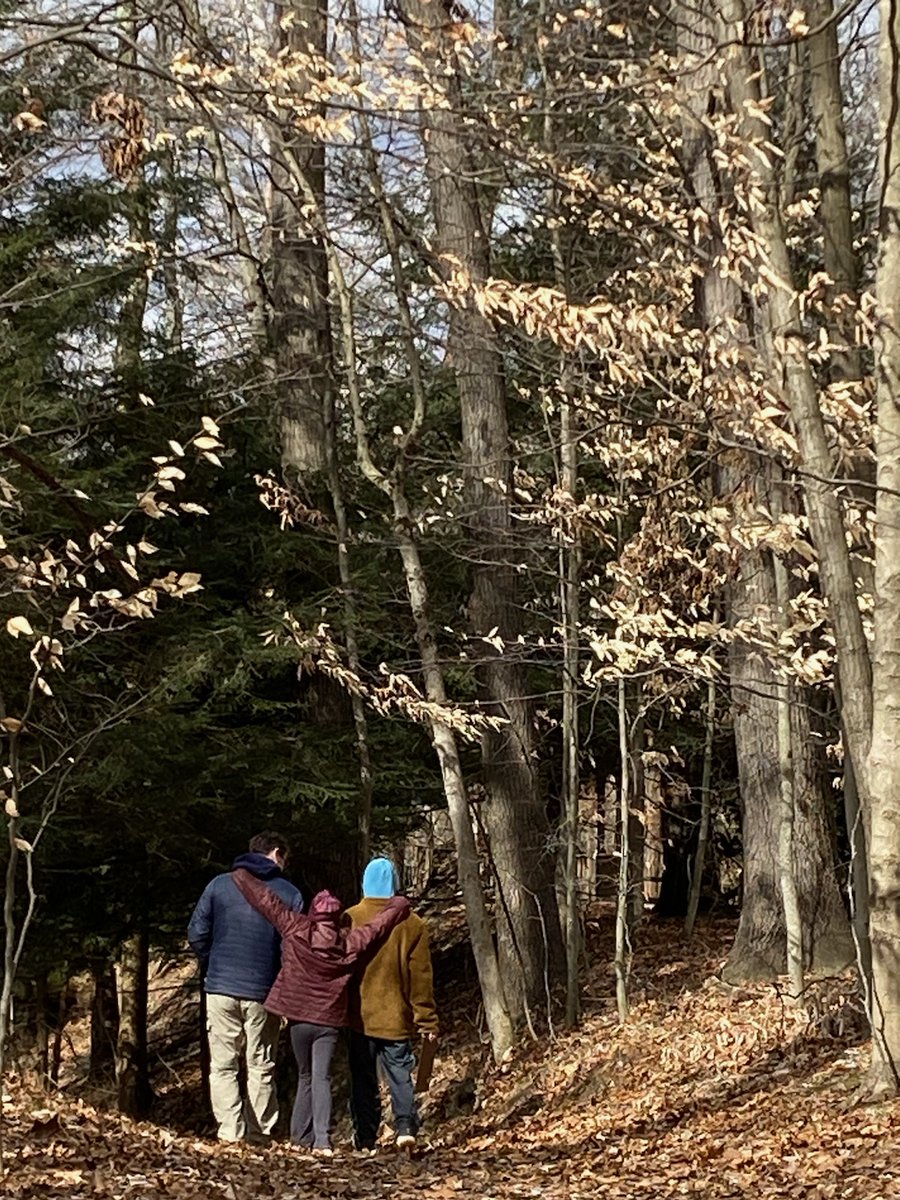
left=188, top=831, right=303, bottom=1142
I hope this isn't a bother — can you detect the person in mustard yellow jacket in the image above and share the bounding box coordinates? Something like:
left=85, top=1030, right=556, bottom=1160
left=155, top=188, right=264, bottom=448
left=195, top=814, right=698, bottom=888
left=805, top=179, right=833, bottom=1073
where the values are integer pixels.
left=345, top=858, right=439, bottom=1152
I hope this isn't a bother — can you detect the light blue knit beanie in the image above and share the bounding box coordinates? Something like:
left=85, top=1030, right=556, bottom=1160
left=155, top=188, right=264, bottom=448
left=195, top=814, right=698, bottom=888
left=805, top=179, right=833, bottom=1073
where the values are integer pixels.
left=362, top=857, right=399, bottom=898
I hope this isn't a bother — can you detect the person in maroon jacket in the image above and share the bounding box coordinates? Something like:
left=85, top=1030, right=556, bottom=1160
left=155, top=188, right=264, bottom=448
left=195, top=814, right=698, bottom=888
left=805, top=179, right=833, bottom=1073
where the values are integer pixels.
left=232, top=868, right=409, bottom=1157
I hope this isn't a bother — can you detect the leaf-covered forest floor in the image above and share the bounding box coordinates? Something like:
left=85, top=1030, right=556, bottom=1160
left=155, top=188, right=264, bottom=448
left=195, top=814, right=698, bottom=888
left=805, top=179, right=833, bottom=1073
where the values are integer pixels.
left=3, top=908, right=897, bottom=1199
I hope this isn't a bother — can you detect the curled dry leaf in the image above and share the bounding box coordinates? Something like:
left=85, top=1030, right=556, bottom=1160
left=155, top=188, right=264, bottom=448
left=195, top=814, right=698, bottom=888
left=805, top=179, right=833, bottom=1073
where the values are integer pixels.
left=6, top=615, right=34, bottom=638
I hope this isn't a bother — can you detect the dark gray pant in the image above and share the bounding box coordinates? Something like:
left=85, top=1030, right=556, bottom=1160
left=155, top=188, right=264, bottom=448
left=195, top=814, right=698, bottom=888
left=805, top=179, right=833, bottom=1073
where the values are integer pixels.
left=348, top=1031, right=419, bottom=1148
left=289, top=1022, right=339, bottom=1149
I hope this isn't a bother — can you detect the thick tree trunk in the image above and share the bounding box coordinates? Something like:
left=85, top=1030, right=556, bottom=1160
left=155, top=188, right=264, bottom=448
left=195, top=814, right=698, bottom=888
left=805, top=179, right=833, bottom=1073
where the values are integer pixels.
left=270, top=0, right=330, bottom=475
left=679, top=0, right=854, bottom=983
left=395, top=0, right=563, bottom=1021
left=807, top=0, right=861, bottom=381
left=716, top=0, right=873, bottom=806
left=723, top=511, right=853, bottom=981
left=115, top=929, right=152, bottom=1118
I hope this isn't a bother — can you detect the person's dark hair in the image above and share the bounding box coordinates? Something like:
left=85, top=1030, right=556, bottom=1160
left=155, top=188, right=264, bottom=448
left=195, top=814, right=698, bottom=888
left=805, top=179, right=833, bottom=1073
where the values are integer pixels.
left=248, top=830, right=289, bottom=858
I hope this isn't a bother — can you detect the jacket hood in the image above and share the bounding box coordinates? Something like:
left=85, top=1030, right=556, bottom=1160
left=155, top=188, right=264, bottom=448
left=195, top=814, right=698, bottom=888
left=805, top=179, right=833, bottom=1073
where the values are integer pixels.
left=232, top=851, right=283, bottom=881
left=362, top=857, right=398, bottom=899
left=309, top=889, right=342, bottom=919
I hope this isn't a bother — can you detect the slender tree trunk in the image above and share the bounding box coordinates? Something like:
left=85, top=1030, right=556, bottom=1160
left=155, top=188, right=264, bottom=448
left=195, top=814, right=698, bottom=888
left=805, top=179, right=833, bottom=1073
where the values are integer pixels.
left=49, top=984, right=68, bottom=1088
left=115, top=929, right=152, bottom=1118
left=395, top=0, right=563, bottom=1022
left=838, top=686, right=873, bottom=995
left=323, top=387, right=373, bottom=868
left=628, top=711, right=646, bottom=928
left=559, top=402, right=582, bottom=1026
left=394, top=524, right=516, bottom=1060
left=90, top=957, right=119, bottom=1081
left=614, top=679, right=631, bottom=1022
left=685, top=678, right=716, bottom=939
left=27, top=975, right=50, bottom=1088
left=772, top=514, right=804, bottom=1001
left=865, top=0, right=900, bottom=1094
left=298, top=137, right=516, bottom=1059
left=807, top=8, right=873, bottom=968
left=0, top=712, right=28, bottom=1166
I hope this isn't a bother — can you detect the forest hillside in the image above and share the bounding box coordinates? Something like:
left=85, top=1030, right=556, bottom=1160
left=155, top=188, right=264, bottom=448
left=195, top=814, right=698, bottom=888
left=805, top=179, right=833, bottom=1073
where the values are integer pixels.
left=5, top=0, right=900, bottom=1187
left=2, top=913, right=896, bottom=1200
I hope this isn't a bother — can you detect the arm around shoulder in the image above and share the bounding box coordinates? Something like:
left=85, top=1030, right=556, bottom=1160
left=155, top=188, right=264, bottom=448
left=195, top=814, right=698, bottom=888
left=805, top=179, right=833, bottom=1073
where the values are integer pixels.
left=345, top=896, right=411, bottom=958
left=232, top=868, right=303, bottom=935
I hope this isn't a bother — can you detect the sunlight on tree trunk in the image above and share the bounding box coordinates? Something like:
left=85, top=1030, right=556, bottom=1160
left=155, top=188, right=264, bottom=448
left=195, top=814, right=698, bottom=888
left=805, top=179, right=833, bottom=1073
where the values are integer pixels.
left=772, top=485, right=804, bottom=1003
left=865, top=0, right=900, bottom=1097
left=615, top=678, right=631, bottom=1023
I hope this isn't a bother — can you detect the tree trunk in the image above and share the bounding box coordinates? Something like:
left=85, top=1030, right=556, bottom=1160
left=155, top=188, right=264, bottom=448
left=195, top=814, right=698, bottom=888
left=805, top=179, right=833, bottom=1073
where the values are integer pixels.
left=628, top=711, right=646, bottom=927
left=865, top=0, right=900, bottom=1094
left=115, top=929, right=152, bottom=1118
left=614, top=678, right=631, bottom=1021
left=679, top=0, right=853, bottom=982
left=722, top=500, right=853, bottom=981
left=560, top=413, right=582, bottom=1025
left=394, top=524, right=516, bottom=1060
left=807, top=0, right=862, bottom=381
left=395, top=0, right=563, bottom=1022
left=773, top=516, right=805, bottom=1001
left=293, top=87, right=516, bottom=1061
left=270, top=0, right=330, bottom=475
left=49, top=985, right=68, bottom=1088
left=89, top=957, right=119, bottom=1081
left=685, top=679, right=715, bottom=938
left=716, top=0, right=873, bottom=808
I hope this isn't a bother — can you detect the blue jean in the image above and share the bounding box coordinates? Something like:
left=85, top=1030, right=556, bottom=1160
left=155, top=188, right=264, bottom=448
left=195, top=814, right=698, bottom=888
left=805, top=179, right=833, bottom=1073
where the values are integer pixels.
left=289, top=1022, right=339, bottom=1149
left=348, top=1031, right=419, bottom=1148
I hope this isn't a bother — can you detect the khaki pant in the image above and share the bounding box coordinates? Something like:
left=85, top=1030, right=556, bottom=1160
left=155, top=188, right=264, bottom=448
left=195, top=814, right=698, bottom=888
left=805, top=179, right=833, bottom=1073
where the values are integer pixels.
left=206, top=993, right=281, bottom=1142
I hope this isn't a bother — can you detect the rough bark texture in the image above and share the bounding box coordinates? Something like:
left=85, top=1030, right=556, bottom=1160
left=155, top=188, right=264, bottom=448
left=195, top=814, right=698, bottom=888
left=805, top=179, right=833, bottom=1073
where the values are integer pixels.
left=270, top=0, right=330, bottom=475
left=678, top=0, right=852, bottom=983
left=676, top=0, right=861, bottom=983
left=807, top=0, right=861, bottom=381
left=723, top=508, right=853, bottom=982
left=396, top=0, right=563, bottom=1021
left=717, top=0, right=873, bottom=809
left=865, top=0, right=900, bottom=1094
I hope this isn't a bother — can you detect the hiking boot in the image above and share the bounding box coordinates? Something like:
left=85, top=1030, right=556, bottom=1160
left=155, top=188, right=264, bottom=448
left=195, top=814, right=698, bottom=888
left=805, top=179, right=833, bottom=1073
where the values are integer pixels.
left=312, top=1147, right=334, bottom=1159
